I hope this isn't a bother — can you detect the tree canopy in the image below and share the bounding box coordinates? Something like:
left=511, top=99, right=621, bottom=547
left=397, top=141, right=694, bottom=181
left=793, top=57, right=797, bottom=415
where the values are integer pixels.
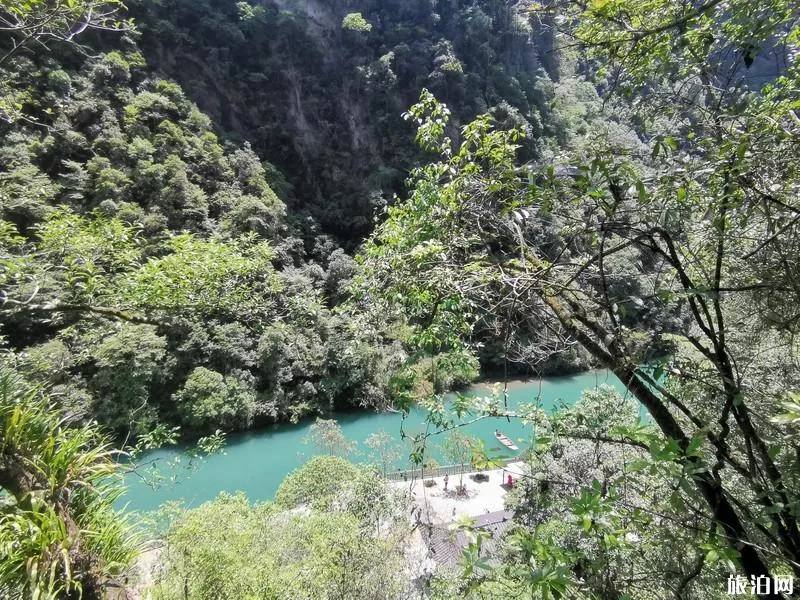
left=361, top=0, right=800, bottom=596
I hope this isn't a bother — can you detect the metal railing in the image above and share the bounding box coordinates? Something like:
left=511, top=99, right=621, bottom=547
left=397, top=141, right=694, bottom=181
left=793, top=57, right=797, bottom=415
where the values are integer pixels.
left=385, top=458, right=519, bottom=482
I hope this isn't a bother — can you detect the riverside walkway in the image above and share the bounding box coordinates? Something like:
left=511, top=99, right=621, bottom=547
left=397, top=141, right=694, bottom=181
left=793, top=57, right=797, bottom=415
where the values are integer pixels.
left=391, top=461, right=527, bottom=525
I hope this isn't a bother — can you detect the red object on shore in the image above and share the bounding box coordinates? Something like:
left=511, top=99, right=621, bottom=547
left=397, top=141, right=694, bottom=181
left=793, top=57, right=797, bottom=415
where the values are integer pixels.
left=507, top=474, right=513, bottom=487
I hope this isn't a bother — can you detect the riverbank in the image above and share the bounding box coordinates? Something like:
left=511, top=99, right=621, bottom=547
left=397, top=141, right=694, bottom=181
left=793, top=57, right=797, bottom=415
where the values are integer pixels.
left=395, top=462, right=526, bottom=525
left=120, top=370, right=624, bottom=513
left=130, top=463, right=530, bottom=598
left=469, top=369, right=620, bottom=393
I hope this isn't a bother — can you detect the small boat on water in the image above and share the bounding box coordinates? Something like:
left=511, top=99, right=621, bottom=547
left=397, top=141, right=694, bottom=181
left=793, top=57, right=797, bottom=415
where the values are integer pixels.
left=495, top=430, right=519, bottom=451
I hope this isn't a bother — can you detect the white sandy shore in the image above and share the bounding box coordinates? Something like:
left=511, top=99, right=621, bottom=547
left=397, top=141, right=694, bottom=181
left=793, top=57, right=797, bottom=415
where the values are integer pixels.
left=393, top=463, right=526, bottom=525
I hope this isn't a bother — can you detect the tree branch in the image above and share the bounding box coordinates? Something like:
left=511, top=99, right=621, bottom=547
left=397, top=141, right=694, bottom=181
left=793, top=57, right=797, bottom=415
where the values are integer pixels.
left=1, top=302, right=167, bottom=327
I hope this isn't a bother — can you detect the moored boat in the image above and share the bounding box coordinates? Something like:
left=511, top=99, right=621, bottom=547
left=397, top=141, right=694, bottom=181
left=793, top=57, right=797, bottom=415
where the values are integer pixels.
left=494, top=430, right=519, bottom=451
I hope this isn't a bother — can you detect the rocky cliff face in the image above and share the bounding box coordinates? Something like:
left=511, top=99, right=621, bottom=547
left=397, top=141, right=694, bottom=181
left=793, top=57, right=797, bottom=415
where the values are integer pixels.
left=127, top=0, right=562, bottom=244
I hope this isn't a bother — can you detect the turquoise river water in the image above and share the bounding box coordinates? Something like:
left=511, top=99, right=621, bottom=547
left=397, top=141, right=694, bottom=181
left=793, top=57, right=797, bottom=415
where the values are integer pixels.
left=121, top=369, right=626, bottom=513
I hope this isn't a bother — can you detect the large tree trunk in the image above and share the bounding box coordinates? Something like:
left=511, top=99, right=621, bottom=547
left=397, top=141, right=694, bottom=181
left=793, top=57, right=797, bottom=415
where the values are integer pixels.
left=537, top=289, right=786, bottom=599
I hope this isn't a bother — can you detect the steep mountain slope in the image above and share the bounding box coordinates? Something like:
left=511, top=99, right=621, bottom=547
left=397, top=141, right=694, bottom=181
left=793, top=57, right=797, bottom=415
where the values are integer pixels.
left=128, top=0, right=564, bottom=242
left=0, top=41, right=415, bottom=437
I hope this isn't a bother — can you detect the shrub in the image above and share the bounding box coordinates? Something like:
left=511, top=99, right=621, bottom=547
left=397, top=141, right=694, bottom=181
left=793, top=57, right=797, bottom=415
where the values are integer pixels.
left=274, top=455, right=359, bottom=509
left=174, top=367, right=256, bottom=432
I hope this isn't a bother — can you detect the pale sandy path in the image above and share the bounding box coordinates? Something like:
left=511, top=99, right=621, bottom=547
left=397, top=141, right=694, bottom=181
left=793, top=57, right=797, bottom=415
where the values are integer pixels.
left=393, top=463, right=526, bottom=525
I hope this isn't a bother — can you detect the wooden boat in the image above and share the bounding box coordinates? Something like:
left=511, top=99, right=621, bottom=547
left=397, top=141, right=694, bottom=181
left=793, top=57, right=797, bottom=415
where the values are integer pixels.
left=495, top=430, right=519, bottom=451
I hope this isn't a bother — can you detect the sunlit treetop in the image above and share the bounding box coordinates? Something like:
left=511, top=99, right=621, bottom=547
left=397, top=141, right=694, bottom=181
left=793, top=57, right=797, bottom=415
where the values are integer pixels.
left=341, top=12, right=372, bottom=33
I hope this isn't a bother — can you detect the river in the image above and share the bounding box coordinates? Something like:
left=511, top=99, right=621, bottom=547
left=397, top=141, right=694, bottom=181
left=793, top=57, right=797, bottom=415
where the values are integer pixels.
left=121, top=369, right=625, bottom=513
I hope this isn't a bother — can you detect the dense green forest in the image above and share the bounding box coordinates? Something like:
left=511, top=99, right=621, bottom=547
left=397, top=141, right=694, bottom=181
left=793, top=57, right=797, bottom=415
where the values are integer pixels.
left=0, top=0, right=609, bottom=441
left=0, top=15, right=486, bottom=438
left=0, top=0, right=624, bottom=443
left=2, top=0, right=800, bottom=598
left=125, top=0, right=563, bottom=241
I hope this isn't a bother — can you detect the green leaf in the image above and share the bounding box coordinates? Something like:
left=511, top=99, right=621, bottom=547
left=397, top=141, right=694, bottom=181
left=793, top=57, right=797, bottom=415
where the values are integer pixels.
left=635, top=180, right=647, bottom=202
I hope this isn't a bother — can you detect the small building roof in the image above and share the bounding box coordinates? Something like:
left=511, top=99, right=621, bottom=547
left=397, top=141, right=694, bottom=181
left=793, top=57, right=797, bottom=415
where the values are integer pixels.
left=420, top=510, right=514, bottom=567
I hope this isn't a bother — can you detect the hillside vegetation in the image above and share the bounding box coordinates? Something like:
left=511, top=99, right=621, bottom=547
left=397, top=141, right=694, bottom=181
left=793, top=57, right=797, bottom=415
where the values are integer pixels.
left=1, top=0, right=800, bottom=598
left=127, top=0, right=564, bottom=241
